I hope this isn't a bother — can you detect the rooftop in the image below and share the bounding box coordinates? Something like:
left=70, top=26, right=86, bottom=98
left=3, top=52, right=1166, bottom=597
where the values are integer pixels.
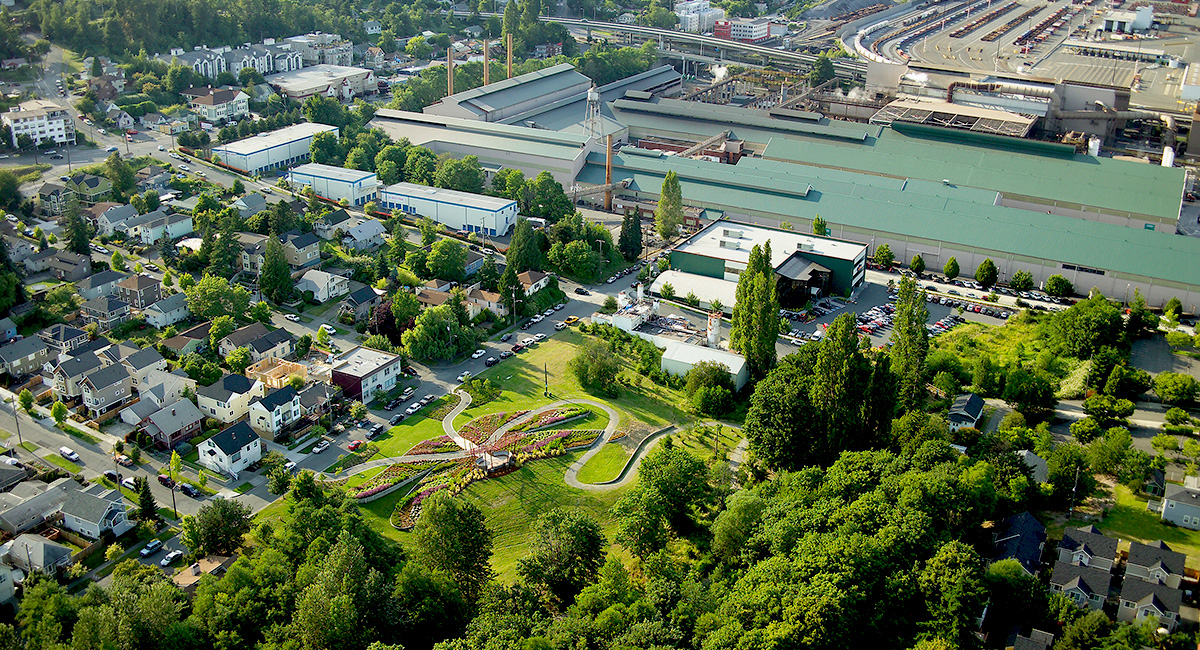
left=382, top=182, right=517, bottom=211
left=331, top=346, right=401, bottom=378
left=253, top=385, right=298, bottom=412
left=214, top=122, right=339, bottom=157
left=289, top=163, right=377, bottom=184
left=207, top=421, right=257, bottom=455
left=661, top=340, right=746, bottom=376
left=675, top=219, right=866, bottom=267
left=369, top=109, right=591, bottom=165
left=428, top=62, right=589, bottom=117
left=266, top=64, right=373, bottom=94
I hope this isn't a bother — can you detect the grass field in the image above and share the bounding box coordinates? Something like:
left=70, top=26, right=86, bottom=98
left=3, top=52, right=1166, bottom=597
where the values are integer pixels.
left=575, top=442, right=630, bottom=484
left=42, top=453, right=80, bottom=473
left=1080, top=484, right=1200, bottom=567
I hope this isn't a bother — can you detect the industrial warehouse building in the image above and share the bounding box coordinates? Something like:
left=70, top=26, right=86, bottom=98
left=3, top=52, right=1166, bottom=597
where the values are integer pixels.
left=266, top=65, right=377, bottom=101
left=364, top=63, right=1200, bottom=312
left=662, top=221, right=867, bottom=307
left=212, top=123, right=339, bottom=175
left=423, top=63, right=594, bottom=123
left=379, top=182, right=518, bottom=236
left=287, top=163, right=377, bottom=206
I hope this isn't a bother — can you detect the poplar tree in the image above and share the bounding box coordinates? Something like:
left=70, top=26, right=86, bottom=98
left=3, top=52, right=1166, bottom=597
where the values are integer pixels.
left=654, top=171, right=684, bottom=240
left=890, top=276, right=930, bottom=411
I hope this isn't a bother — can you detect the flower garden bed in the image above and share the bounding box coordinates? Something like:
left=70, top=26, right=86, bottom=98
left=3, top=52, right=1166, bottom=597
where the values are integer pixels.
left=522, top=429, right=604, bottom=453
left=508, top=406, right=590, bottom=433
left=391, top=459, right=478, bottom=529
left=404, top=435, right=461, bottom=456
left=425, top=395, right=461, bottom=422
left=349, top=461, right=438, bottom=500
left=458, top=410, right=529, bottom=444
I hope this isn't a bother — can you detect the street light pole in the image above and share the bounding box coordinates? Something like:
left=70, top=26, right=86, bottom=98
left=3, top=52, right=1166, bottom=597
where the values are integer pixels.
left=8, top=396, right=21, bottom=448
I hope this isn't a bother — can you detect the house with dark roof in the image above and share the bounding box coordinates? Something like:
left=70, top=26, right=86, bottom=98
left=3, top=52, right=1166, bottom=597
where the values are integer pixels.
left=1056, top=525, right=1118, bottom=571
left=992, top=511, right=1046, bottom=576
left=1014, top=630, right=1054, bottom=650
left=248, top=386, right=302, bottom=438
left=59, top=483, right=132, bottom=539
left=37, top=182, right=69, bottom=215
left=75, top=270, right=129, bottom=301
left=233, top=193, right=268, bottom=219
left=81, top=363, right=133, bottom=417
left=1049, top=561, right=1110, bottom=611
left=138, top=211, right=193, bottom=245
left=52, top=351, right=103, bottom=400
left=116, top=274, right=162, bottom=309
left=64, top=173, right=112, bottom=206
left=947, top=393, right=985, bottom=432
left=1, top=533, right=73, bottom=574
left=135, top=164, right=172, bottom=192
left=121, top=347, right=167, bottom=390
left=0, top=336, right=49, bottom=377
left=144, top=293, right=190, bottom=328
left=218, top=323, right=296, bottom=362
left=1146, top=468, right=1166, bottom=497
left=299, top=382, right=339, bottom=416
left=80, top=297, right=130, bottom=331
left=1016, top=449, right=1048, bottom=484
left=22, top=248, right=57, bottom=273
left=162, top=321, right=212, bottom=357
left=0, top=318, right=15, bottom=342
left=218, top=323, right=269, bottom=357
left=280, top=230, right=321, bottom=268
left=196, top=373, right=265, bottom=423
left=518, top=269, right=549, bottom=294
left=144, top=398, right=204, bottom=448
left=1127, top=540, right=1186, bottom=589
left=198, top=421, right=262, bottom=477
left=313, top=208, right=352, bottom=239
left=38, top=323, right=87, bottom=353
left=1117, top=578, right=1182, bottom=631
left=46, top=250, right=90, bottom=281
left=0, top=479, right=72, bottom=534
left=340, top=285, right=384, bottom=322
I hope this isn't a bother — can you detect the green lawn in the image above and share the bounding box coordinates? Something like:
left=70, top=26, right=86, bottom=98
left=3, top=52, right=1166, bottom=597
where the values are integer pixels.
left=42, top=453, right=80, bottom=473
left=59, top=424, right=100, bottom=444
left=576, top=442, right=630, bottom=484
left=20, top=441, right=38, bottom=452
left=372, top=404, right=451, bottom=458
left=235, top=482, right=254, bottom=494
left=1084, top=484, right=1200, bottom=567
left=344, top=466, right=385, bottom=489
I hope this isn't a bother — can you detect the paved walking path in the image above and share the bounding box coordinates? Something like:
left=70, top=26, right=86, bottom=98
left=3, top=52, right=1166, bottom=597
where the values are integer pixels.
left=441, top=391, right=477, bottom=451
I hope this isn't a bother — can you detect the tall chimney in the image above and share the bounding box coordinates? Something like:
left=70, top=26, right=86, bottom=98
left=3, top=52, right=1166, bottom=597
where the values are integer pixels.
left=506, top=33, right=513, bottom=79
left=447, top=48, right=454, bottom=95
left=604, top=135, right=613, bottom=212
left=483, top=39, right=490, bottom=86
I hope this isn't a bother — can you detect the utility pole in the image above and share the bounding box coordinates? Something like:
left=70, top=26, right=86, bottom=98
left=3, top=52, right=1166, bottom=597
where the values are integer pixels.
left=169, top=483, right=178, bottom=520
left=9, top=395, right=22, bottom=448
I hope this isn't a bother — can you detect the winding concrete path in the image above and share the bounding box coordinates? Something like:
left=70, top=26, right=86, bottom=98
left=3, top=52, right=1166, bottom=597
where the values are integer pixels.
left=442, top=390, right=477, bottom=451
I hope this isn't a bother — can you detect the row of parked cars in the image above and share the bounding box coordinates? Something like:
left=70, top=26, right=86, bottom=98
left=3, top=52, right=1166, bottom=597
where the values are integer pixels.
left=856, top=303, right=896, bottom=334
left=927, top=314, right=964, bottom=337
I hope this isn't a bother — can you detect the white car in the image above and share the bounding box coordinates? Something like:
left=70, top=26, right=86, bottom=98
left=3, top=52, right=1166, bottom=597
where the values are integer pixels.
left=471, top=349, right=486, bottom=359
left=522, top=337, right=535, bottom=346
left=534, top=332, right=546, bottom=341
left=196, top=171, right=206, bottom=177
left=97, top=128, right=106, bottom=135
left=320, top=324, right=336, bottom=334
left=457, top=371, right=472, bottom=382
left=59, top=447, right=80, bottom=462
left=178, top=164, right=190, bottom=172
left=157, top=145, right=165, bottom=151
left=405, top=404, right=421, bottom=415
left=285, top=314, right=300, bottom=322
left=530, top=314, right=543, bottom=323
left=312, top=440, right=330, bottom=454
left=160, top=550, right=184, bottom=567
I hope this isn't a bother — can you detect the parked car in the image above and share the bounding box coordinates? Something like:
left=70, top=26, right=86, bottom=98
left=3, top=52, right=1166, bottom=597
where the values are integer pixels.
left=312, top=440, right=330, bottom=454
left=554, top=322, right=566, bottom=331
left=389, top=414, right=403, bottom=425
left=471, top=349, right=486, bottom=359
left=160, top=550, right=183, bottom=567
left=121, top=476, right=137, bottom=491
left=574, top=287, right=590, bottom=295
left=283, top=461, right=297, bottom=473
left=485, top=356, right=498, bottom=367
left=59, top=447, right=79, bottom=462
left=156, top=474, right=175, bottom=488
left=500, top=333, right=512, bottom=342
left=521, top=338, right=535, bottom=346
left=499, top=350, right=513, bottom=359
left=511, top=343, right=524, bottom=353
left=320, top=324, right=336, bottom=334
left=139, top=539, right=163, bottom=557
left=179, top=484, right=200, bottom=498
left=534, top=332, right=547, bottom=341
left=103, top=470, right=119, bottom=483
left=348, top=440, right=364, bottom=451
left=457, top=371, right=472, bottom=382
left=285, top=314, right=300, bottom=322
left=564, top=316, right=579, bottom=325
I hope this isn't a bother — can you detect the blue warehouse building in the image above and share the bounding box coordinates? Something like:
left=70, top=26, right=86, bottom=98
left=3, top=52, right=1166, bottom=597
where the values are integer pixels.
left=212, top=123, right=339, bottom=175
left=380, top=182, right=518, bottom=236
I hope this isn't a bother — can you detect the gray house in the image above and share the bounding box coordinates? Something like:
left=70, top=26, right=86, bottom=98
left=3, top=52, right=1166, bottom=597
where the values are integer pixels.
left=992, top=511, right=1045, bottom=576
left=1056, top=525, right=1118, bottom=571
left=39, top=323, right=88, bottom=353
left=0, top=336, right=49, bottom=377
left=1160, top=481, right=1200, bottom=530
left=1117, top=578, right=1182, bottom=631
left=1049, top=561, right=1110, bottom=611
left=80, top=297, right=131, bottom=331
left=1, top=533, right=73, bottom=574
left=59, top=483, right=133, bottom=539
left=340, top=285, right=383, bottom=322
left=81, top=364, right=133, bottom=418
left=1014, top=630, right=1054, bottom=650
left=52, top=351, right=103, bottom=400
left=1126, top=540, right=1186, bottom=589
left=75, top=270, right=129, bottom=301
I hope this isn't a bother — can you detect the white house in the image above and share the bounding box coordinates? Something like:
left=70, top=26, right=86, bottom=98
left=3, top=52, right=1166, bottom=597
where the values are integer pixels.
left=247, top=386, right=302, bottom=438
left=341, top=218, right=387, bottom=251
left=196, top=373, right=265, bottom=423
left=120, top=347, right=168, bottom=390
left=58, top=483, right=133, bottom=540
left=197, top=421, right=262, bottom=478
left=296, top=269, right=350, bottom=303
left=138, top=212, right=193, bottom=245
left=143, top=293, right=190, bottom=328
left=518, top=270, right=550, bottom=295
left=1, top=100, right=76, bottom=148
left=947, top=393, right=985, bottom=432
left=186, top=87, right=250, bottom=123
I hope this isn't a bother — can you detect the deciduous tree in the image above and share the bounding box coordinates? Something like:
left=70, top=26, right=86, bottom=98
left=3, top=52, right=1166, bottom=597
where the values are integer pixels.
left=414, top=492, right=494, bottom=605
left=654, top=170, right=683, bottom=240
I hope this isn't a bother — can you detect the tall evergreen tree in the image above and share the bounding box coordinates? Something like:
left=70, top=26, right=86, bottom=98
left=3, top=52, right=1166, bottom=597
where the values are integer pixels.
left=654, top=171, right=684, bottom=240
left=506, top=218, right=541, bottom=273
left=64, top=197, right=90, bottom=256
left=729, top=242, right=777, bottom=377
left=208, top=212, right=241, bottom=278
left=729, top=244, right=763, bottom=354
left=617, top=212, right=643, bottom=261
left=890, top=276, right=930, bottom=411
left=810, top=313, right=869, bottom=441
left=259, top=236, right=292, bottom=303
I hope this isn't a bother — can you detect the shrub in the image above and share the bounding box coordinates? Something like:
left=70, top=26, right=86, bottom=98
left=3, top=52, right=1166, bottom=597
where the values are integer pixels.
left=1165, top=407, right=1191, bottom=426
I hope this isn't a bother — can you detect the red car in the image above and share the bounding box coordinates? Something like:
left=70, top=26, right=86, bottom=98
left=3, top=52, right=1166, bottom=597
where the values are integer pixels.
left=512, top=343, right=524, bottom=352
left=348, top=440, right=364, bottom=451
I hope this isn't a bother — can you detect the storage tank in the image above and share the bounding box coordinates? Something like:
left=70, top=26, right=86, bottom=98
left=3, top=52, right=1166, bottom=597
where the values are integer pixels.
left=1163, top=145, right=1175, bottom=167
left=1088, top=136, right=1101, bottom=156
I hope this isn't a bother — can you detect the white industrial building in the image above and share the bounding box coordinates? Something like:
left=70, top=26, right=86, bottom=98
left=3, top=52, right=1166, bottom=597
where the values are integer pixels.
left=266, top=64, right=377, bottom=101
left=379, top=182, right=518, bottom=236
left=287, top=163, right=377, bottom=206
left=661, top=341, right=749, bottom=390
left=1102, top=7, right=1153, bottom=32
left=213, top=123, right=340, bottom=174
left=675, top=0, right=725, bottom=33
left=2, top=100, right=75, bottom=148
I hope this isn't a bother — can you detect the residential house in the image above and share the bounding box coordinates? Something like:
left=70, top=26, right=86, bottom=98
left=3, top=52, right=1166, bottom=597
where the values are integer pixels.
left=39, top=324, right=87, bottom=353
left=1049, top=561, right=1110, bottom=611
left=233, top=193, right=268, bottom=220
left=144, top=398, right=204, bottom=448
left=64, top=174, right=112, bottom=207
left=197, top=421, right=262, bottom=478
left=59, top=483, right=133, bottom=539
left=0, top=464, right=28, bottom=493
left=330, top=346, right=403, bottom=400
left=341, top=219, right=387, bottom=251
left=116, top=274, right=162, bottom=310
left=86, top=76, right=119, bottom=101
left=340, top=285, right=384, bottom=322
left=104, top=104, right=134, bottom=130
left=46, top=251, right=90, bottom=281
left=235, top=232, right=268, bottom=274
left=299, top=382, right=338, bottom=417
left=280, top=231, right=321, bottom=268
left=134, top=165, right=172, bottom=192
left=466, top=286, right=507, bottom=318
left=75, top=270, right=129, bottom=301
left=1159, top=481, right=1200, bottom=529
left=1117, top=579, right=1182, bottom=631
left=0, top=318, right=14, bottom=341
left=0, top=336, right=49, bottom=377
left=185, top=87, right=250, bottom=123
left=1, top=533, right=73, bottom=574
left=1146, top=468, right=1167, bottom=497
left=296, top=269, right=349, bottom=303
left=121, top=347, right=167, bottom=390
left=172, top=554, right=238, bottom=595
left=83, top=201, right=122, bottom=226
left=1016, top=449, right=1049, bottom=484
left=98, top=342, right=140, bottom=366
left=1126, top=541, right=1186, bottom=589
left=518, top=270, right=550, bottom=294
left=162, top=321, right=212, bottom=357
left=0, top=478, right=72, bottom=534
left=3, top=235, right=34, bottom=265
left=947, top=393, right=985, bottom=432
left=139, top=212, right=193, bottom=245
left=96, top=204, right=140, bottom=237
left=196, top=373, right=265, bottom=423
left=144, top=293, right=190, bottom=328
left=81, top=364, right=133, bottom=417
left=138, top=369, right=196, bottom=408
left=140, top=112, right=169, bottom=128
left=36, top=183, right=69, bottom=216
left=248, top=386, right=302, bottom=439
left=119, top=400, right=159, bottom=427
left=52, top=351, right=103, bottom=400
left=992, top=511, right=1045, bottom=576
left=1014, top=630, right=1055, bottom=650
left=313, top=208, right=351, bottom=239
left=80, top=297, right=130, bottom=331
left=364, top=20, right=382, bottom=34
left=1057, top=525, right=1118, bottom=571
left=219, top=323, right=291, bottom=359
left=22, top=248, right=57, bottom=273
